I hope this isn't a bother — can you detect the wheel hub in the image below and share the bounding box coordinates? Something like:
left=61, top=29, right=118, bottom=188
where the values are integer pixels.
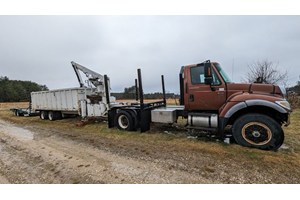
left=252, top=131, right=261, bottom=138
left=118, top=115, right=129, bottom=129
left=242, top=122, right=272, bottom=145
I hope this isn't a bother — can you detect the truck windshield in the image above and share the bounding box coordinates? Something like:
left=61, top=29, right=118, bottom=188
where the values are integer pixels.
left=214, top=63, right=232, bottom=83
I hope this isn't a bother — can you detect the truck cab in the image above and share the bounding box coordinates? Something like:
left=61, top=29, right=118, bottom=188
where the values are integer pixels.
left=181, top=62, right=229, bottom=111
left=179, top=60, right=291, bottom=150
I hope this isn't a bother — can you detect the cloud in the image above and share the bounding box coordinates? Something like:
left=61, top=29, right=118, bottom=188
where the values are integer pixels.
left=0, top=16, right=299, bottom=93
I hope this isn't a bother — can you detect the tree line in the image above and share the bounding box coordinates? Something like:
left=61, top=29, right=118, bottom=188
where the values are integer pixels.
left=111, top=85, right=179, bottom=100
left=288, top=83, right=300, bottom=95
left=0, top=76, right=48, bottom=102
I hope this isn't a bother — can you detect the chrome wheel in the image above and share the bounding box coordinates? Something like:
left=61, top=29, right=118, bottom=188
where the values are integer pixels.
left=118, top=115, right=129, bottom=129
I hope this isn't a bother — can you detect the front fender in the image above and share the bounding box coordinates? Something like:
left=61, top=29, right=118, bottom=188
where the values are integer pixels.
left=245, top=99, right=287, bottom=113
left=219, top=101, right=247, bottom=118
left=220, top=99, right=288, bottom=119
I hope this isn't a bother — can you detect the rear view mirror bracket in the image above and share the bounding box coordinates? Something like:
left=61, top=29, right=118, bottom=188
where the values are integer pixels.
left=204, top=60, right=213, bottom=85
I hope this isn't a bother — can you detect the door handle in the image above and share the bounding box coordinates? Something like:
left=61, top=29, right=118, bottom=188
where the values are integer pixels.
left=217, top=88, right=225, bottom=95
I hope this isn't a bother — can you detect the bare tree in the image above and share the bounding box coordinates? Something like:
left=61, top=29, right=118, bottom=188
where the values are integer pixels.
left=246, top=60, right=288, bottom=85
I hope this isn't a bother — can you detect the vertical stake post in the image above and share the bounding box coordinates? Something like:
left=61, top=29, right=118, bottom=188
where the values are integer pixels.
left=161, top=75, right=166, bottom=106
left=137, top=69, right=144, bottom=109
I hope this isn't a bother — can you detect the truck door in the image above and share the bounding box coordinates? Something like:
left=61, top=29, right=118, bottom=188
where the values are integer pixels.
left=185, top=64, right=226, bottom=111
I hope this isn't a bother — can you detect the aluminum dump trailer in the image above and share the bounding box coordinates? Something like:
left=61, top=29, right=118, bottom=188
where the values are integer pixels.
left=31, top=87, right=109, bottom=119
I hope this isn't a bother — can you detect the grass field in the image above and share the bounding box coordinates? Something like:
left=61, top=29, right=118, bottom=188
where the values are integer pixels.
left=1, top=102, right=299, bottom=154
left=0, top=102, right=29, bottom=110
left=0, top=102, right=300, bottom=183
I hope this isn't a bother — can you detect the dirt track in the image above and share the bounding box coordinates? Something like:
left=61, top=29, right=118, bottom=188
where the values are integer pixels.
left=0, top=115, right=300, bottom=184
left=0, top=119, right=214, bottom=183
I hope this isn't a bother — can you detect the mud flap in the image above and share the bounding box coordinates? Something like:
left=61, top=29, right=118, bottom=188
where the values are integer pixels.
left=108, top=109, right=116, bottom=128
left=218, top=117, right=228, bottom=137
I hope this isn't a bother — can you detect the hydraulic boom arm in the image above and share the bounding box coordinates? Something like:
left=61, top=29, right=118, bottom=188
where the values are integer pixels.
left=71, top=61, right=104, bottom=88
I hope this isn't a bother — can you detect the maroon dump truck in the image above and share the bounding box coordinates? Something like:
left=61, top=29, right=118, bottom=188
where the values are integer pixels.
left=108, top=60, right=291, bottom=150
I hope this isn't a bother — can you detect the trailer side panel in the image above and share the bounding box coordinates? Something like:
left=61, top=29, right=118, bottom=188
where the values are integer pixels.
left=31, top=88, right=94, bottom=114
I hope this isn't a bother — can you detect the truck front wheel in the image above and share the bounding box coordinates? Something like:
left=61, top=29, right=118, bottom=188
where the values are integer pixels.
left=232, top=113, right=284, bottom=150
left=115, top=110, right=134, bottom=131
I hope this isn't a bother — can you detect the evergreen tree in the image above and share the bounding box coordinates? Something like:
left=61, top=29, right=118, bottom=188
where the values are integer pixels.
left=0, top=76, right=48, bottom=102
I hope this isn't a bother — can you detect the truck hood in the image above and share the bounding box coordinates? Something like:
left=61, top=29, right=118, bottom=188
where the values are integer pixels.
left=227, top=83, right=283, bottom=97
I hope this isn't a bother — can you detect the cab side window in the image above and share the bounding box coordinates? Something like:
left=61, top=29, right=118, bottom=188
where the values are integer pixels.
left=211, top=70, right=221, bottom=85
left=190, top=66, right=221, bottom=85
left=191, top=66, right=205, bottom=84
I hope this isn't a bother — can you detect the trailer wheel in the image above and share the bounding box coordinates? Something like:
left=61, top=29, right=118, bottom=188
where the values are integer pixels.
left=48, top=111, right=56, bottom=121
left=232, top=113, right=284, bottom=150
left=61, top=113, right=66, bottom=119
left=15, top=110, right=23, bottom=116
left=40, top=111, right=48, bottom=120
left=115, top=110, right=134, bottom=131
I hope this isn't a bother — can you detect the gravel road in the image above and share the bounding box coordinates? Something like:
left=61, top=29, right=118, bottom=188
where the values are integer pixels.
left=0, top=119, right=214, bottom=183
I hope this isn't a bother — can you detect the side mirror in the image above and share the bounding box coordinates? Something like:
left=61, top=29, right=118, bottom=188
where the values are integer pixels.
left=204, top=62, right=212, bottom=85
left=205, top=77, right=213, bottom=85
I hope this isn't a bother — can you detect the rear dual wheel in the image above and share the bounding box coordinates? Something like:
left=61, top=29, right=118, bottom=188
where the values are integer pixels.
left=40, top=111, right=48, bottom=120
left=115, top=110, right=137, bottom=131
left=232, top=113, right=284, bottom=150
left=48, top=111, right=62, bottom=121
left=40, top=111, right=62, bottom=121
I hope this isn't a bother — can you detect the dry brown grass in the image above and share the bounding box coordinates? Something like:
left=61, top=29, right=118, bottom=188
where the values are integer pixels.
left=287, top=95, right=300, bottom=109
left=0, top=102, right=29, bottom=110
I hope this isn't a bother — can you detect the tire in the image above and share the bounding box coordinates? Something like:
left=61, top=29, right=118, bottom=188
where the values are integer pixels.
left=48, top=111, right=56, bottom=121
left=61, top=113, right=66, bottom=119
left=127, top=110, right=139, bottom=131
left=232, top=113, right=284, bottom=150
left=15, top=110, right=24, bottom=116
left=40, top=111, right=48, bottom=120
left=115, top=110, right=135, bottom=131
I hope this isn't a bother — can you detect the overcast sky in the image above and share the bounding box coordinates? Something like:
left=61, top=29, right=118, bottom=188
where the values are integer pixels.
left=0, top=16, right=299, bottom=93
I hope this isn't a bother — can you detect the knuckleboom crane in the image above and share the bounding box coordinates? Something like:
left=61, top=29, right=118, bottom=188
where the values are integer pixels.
left=71, top=61, right=103, bottom=88
left=71, top=61, right=112, bottom=108
left=71, top=61, right=115, bottom=115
